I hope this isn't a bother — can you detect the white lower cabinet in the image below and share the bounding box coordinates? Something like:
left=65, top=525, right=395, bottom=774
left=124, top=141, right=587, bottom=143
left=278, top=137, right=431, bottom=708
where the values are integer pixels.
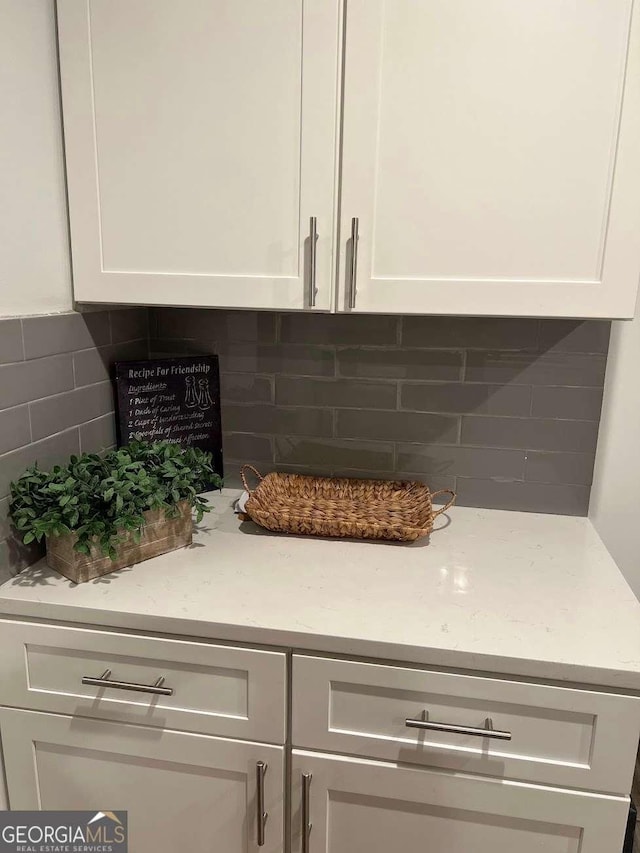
left=291, top=751, right=629, bottom=853
left=0, top=708, right=285, bottom=853
left=0, top=625, right=636, bottom=853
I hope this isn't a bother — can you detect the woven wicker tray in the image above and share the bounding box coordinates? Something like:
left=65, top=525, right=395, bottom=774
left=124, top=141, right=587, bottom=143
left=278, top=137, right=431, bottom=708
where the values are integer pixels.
left=240, top=465, right=456, bottom=542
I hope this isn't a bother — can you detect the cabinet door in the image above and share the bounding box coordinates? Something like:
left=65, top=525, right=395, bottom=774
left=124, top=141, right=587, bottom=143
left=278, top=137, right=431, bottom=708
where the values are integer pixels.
left=291, top=750, right=628, bottom=853
left=339, top=0, right=640, bottom=318
left=1, top=709, right=284, bottom=853
left=57, top=0, right=340, bottom=311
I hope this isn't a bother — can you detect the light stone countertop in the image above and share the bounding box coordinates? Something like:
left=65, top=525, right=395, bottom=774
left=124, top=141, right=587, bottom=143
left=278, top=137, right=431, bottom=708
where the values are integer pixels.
left=1, top=489, right=640, bottom=691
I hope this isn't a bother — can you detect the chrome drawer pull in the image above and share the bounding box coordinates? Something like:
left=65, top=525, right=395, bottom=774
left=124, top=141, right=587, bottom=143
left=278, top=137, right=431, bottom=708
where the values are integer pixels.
left=302, top=773, right=312, bottom=853
left=405, top=712, right=511, bottom=741
left=309, top=216, right=318, bottom=307
left=256, top=761, right=268, bottom=847
left=81, top=669, right=174, bottom=696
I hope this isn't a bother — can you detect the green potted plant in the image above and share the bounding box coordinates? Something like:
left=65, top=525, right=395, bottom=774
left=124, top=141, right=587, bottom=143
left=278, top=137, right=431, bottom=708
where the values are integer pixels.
left=9, top=440, right=223, bottom=583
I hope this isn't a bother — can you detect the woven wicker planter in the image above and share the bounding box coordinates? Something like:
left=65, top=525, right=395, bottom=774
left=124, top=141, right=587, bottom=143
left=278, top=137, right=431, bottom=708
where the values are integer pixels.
left=46, top=501, right=193, bottom=583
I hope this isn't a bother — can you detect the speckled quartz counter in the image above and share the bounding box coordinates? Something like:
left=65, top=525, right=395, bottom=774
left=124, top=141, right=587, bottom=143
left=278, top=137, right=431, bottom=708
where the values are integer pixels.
left=1, top=489, right=639, bottom=691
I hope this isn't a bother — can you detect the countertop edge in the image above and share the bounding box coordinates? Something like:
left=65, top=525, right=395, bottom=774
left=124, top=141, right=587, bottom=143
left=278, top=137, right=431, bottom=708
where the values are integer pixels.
left=2, top=598, right=639, bottom=695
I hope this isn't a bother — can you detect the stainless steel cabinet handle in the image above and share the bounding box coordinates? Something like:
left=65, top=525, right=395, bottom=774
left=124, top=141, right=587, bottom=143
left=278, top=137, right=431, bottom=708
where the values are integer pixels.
left=81, top=669, right=173, bottom=696
left=256, top=761, right=268, bottom=847
left=309, top=216, right=318, bottom=308
left=405, top=712, right=511, bottom=741
left=348, top=217, right=359, bottom=309
left=301, top=773, right=312, bottom=853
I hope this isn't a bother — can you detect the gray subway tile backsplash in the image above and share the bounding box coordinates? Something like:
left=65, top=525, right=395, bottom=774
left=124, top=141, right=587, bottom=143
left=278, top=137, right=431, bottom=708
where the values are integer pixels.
left=0, top=498, right=11, bottom=541
left=395, top=444, right=526, bottom=481
left=224, top=343, right=336, bottom=376
left=537, top=319, right=611, bottom=354
left=147, top=337, right=188, bottom=357
left=530, top=386, right=604, bottom=421
left=30, top=381, right=114, bottom=442
left=79, top=414, right=118, bottom=455
left=402, top=317, right=540, bottom=350
left=276, top=376, right=397, bottom=409
left=337, top=347, right=463, bottom=381
left=148, top=310, right=610, bottom=519
left=224, top=404, right=334, bottom=438
left=401, top=382, right=531, bottom=416
left=109, top=308, right=149, bottom=345
left=155, top=307, right=277, bottom=343
left=74, top=340, right=148, bottom=387
left=280, top=313, right=398, bottom=346
left=524, top=451, right=596, bottom=487
left=0, top=353, right=75, bottom=409
left=455, top=478, right=591, bottom=516
left=22, top=311, right=111, bottom=359
left=336, top=409, right=459, bottom=444
left=0, top=307, right=613, bottom=578
left=460, top=415, right=600, bottom=453
left=220, top=374, right=274, bottom=404
left=0, top=320, right=24, bottom=364
left=274, top=436, right=395, bottom=471
left=223, top=433, right=273, bottom=462
left=0, top=406, right=31, bottom=456
left=465, top=350, right=607, bottom=387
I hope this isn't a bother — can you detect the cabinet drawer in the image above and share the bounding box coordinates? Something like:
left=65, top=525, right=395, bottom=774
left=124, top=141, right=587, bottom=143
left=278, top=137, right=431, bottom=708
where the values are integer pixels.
left=292, top=655, right=640, bottom=794
left=0, top=620, right=286, bottom=743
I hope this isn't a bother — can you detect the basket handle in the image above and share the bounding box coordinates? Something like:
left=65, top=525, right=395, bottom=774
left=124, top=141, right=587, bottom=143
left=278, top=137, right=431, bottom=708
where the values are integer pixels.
left=431, top=489, right=457, bottom=518
left=240, top=464, right=264, bottom=495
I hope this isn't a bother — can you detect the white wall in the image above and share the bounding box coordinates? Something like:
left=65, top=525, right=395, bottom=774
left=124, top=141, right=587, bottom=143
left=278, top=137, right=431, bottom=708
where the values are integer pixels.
left=590, top=300, right=640, bottom=599
left=0, top=0, right=72, bottom=317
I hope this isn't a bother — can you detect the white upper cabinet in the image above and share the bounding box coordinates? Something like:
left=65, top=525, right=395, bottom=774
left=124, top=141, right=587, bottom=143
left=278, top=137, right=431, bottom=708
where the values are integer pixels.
left=57, top=0, right=341, bottom=310
left=339, top=0, right=640, bottom=318
left=59, top=1, right=640, bottom=318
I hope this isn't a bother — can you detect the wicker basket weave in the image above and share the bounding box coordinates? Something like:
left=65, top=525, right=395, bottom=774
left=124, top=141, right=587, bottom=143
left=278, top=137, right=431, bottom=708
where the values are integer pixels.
left=240, top=465, right=456, bottom=542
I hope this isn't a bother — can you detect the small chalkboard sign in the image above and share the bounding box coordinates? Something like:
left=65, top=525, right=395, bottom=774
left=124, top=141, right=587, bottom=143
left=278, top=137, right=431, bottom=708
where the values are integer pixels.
left=114, top=356, right=223, bottom=477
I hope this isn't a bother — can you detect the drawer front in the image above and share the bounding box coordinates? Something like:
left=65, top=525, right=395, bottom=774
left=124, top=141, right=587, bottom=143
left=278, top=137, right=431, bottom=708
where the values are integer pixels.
left=0, top=620, right=286, bottom=743
left=292, top=655, right=640, bottom=794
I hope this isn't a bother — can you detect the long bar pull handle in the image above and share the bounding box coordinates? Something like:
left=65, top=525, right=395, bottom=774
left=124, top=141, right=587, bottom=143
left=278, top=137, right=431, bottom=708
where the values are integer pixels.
left=81, top=669, right=174, bottom=696
left=301, top=773, right=312, bottom=853
left=405, top=713, right=511, bottom=741
left=349, top=217, right=359, bottom=309
left=309, top=216, right=318, bottom=308
left=256, top=761, right=268, bottom=847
